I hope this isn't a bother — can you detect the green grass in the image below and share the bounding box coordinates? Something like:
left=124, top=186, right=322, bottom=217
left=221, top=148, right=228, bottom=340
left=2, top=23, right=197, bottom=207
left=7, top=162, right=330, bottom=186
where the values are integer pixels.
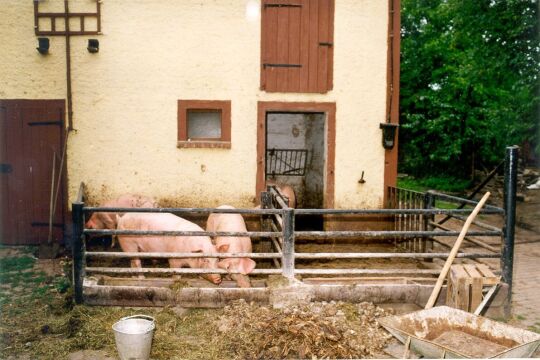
left=398, top=176, right=472, bottom=193
left=528, top=323, right=540, bottom=334
left=0, top=252, right=68, bottom=308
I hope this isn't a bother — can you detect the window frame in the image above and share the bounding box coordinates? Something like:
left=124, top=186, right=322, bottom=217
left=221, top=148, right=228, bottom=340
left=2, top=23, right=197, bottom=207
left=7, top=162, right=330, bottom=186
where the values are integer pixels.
left=177, top=100, right=231, bottom=149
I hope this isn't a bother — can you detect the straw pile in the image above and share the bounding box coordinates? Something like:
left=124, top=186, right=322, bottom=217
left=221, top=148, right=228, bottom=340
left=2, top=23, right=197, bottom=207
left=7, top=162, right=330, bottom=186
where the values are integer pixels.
left=214, top=300, right=393, bottom=359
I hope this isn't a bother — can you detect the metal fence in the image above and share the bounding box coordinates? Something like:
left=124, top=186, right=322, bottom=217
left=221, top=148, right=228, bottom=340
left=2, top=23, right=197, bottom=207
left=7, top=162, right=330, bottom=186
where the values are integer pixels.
left=71, top=147, right=519, bottom=310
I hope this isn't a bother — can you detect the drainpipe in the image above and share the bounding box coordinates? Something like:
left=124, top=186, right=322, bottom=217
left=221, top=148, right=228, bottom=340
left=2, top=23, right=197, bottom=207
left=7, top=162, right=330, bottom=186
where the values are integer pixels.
left=65, top=0, right=74, bottom=131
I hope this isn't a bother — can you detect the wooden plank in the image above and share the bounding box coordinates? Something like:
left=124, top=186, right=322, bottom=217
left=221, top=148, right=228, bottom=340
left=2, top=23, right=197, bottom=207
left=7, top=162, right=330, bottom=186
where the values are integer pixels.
left=276, top=0, right=290, bottom=90
left=264, top=4, right=279, bottom=91
left=326, top=0, right=334, bottom=90
left=287, top=1, right=301, bottom=92
left=0, top=105, right=9, bottom=244
left=316, top=0, right=329, bottom=93
left=470, top=275, right=483, bottom=311
left=464, top=264, right=483, bottom=311
left=260, top=0, right=267, bottom=89
left=8, top=104, right=26, bottom=245
left=447, top=265, right=468, bottom=309
left=463, top=264, right=482, bottom=278
left=475, top=264, right=497, bottom=278
left=456, top=275, right=470, bottom=311
left=446, top=272, right=455, bottom=307
left=299, top=0, right=310, bottom=91
left=307, top=0, right=319, bottom=91
left=475, top=264, right=500, bottom=285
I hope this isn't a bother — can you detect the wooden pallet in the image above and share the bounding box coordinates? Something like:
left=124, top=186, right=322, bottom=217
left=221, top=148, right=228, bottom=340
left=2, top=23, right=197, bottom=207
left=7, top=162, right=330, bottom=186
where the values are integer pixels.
left=446, top=264, right=500, bottom=312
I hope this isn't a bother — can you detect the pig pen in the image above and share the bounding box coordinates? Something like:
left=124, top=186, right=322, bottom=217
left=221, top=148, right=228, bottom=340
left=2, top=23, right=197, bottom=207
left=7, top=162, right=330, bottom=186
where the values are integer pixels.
left=71, top=172, right=515, bottom=315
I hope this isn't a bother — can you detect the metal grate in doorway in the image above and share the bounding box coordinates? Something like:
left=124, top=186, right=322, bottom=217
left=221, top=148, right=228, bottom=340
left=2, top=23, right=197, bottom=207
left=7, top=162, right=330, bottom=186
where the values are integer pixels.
left=265, top=148, right=308, bottom=176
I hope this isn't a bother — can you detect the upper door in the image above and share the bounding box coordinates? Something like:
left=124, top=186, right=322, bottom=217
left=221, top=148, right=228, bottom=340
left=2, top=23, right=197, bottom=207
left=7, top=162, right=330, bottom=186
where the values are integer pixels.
left=0, top=100, right=65, bottom=245
left=261, top=0, right=335, bottom=93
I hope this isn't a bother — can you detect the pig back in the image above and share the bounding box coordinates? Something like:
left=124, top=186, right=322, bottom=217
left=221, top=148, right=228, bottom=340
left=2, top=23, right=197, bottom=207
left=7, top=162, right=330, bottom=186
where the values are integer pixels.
left=117, top=212, right=213, bottom=253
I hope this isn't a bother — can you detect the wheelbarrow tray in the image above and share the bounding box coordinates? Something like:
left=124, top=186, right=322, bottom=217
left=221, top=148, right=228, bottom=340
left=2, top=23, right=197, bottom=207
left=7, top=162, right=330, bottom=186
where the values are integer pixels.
left=379, top=306, right=540, bottom=358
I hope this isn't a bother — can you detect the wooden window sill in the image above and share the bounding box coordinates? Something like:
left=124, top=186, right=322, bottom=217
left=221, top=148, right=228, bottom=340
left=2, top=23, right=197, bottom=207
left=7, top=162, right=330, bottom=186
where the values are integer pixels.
left=177, top=140, right=231, bottom=149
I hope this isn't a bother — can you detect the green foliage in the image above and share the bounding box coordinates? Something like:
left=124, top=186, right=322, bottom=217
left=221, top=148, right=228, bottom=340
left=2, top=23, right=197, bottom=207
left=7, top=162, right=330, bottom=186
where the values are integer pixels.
left=398, top=176, right=471, bottom=193
left=400, top=0, right=540, bottom=177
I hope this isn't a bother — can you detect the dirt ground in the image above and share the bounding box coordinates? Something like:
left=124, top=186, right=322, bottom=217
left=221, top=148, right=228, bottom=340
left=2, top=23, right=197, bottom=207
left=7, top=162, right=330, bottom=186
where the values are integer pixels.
left=2, top=175, right=539, bottom=359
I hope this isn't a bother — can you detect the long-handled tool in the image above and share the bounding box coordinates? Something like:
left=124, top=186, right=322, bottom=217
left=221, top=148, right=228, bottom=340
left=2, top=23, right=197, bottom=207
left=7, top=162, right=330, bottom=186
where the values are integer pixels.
left=40, top=134, right=69, bottom=259
left=51, top=132, right=69, bottom=237
left=424, top=191, right=491, bottom=309
left=402, top=191, right=491, bottom=358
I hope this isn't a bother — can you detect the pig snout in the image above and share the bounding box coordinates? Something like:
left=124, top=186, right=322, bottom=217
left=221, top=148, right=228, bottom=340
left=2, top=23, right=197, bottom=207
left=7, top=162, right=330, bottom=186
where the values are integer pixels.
left=203, top=273, right=222, bottom=285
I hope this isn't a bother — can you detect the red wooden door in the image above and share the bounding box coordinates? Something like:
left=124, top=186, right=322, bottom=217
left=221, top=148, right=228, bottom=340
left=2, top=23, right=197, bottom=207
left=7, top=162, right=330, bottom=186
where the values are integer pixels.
left=261, top=0, right=334, bottom=93
left=0, top=100, right=65, bottom=245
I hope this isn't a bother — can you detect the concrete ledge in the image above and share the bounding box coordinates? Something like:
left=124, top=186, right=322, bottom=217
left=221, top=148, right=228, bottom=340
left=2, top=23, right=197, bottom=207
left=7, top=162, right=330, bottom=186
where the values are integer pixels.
left=82, top=277, right=509, bottom=318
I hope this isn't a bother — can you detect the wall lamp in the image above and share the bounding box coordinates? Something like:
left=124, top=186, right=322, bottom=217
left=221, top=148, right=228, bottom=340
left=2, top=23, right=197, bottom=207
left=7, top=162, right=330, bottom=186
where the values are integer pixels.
left=36, top=37, right=49, bottom=55
left=87, top=39, right=99, bottom=53
left=379, top=123, right=399, bottom=150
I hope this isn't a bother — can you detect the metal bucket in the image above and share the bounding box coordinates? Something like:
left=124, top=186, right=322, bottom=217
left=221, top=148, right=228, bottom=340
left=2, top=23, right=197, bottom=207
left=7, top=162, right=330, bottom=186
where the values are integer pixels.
left=112, top=315, right=155, bottom=360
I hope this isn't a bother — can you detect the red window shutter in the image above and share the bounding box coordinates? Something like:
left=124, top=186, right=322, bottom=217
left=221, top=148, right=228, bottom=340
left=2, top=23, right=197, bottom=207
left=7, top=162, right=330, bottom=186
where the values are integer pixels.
left=261, top=0, right=334, bottom=93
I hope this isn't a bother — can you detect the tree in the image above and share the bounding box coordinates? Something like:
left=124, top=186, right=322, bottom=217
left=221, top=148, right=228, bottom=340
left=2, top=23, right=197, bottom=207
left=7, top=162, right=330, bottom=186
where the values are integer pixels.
left=400, top=0, right=540, bottom=178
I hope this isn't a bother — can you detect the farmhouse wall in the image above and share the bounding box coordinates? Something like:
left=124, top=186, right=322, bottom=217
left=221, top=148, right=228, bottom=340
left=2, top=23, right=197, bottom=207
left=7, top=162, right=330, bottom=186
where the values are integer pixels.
left=0, top=0, right=390, bottom=209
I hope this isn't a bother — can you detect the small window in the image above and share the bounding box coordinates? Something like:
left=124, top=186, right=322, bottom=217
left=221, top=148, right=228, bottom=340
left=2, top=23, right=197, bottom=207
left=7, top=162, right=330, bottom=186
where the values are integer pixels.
left=178, top=100, right=231, bottom=148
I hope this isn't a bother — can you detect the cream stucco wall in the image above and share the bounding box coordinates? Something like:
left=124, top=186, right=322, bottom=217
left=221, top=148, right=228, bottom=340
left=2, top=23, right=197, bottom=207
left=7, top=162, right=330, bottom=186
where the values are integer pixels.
left=1, top=0, right=389, bottom=209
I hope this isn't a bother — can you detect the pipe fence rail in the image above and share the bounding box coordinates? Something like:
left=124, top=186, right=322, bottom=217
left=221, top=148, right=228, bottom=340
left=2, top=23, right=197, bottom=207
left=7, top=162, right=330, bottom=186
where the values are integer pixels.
left=72, top=147, right=519, bottom=310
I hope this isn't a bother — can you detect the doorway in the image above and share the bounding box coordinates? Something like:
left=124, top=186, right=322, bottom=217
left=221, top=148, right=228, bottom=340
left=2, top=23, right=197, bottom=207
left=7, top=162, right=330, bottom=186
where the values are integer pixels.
left=0, top=100, right=66, bottom=245
left=256, top=102, right=336, bottom=230
left=266, top=112, right=325, bottom=208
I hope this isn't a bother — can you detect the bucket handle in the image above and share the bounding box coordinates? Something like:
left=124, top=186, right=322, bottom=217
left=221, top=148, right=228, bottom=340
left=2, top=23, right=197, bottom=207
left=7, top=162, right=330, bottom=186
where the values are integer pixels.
left=120, top=315, right=155, bottom=323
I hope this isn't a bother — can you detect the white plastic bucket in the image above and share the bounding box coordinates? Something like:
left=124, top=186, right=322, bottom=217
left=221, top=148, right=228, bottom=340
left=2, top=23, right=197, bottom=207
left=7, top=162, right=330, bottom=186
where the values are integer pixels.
left=112, top=315, right=155, bottom=360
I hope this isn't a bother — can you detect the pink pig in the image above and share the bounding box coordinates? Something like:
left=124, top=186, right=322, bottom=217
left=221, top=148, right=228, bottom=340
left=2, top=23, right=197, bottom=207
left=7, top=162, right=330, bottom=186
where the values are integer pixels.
left=266, top=181, right=296, bottom=208
left=86, top=194, right=158, bottom=246
left=206, top=205, right=256, bottom=288
left=117, top=212, right=221, bottom=285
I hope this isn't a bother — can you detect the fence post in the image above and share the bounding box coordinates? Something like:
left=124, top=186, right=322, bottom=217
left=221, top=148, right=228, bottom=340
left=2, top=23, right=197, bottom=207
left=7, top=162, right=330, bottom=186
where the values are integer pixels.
left=502, top=145, right=518, bottom=316
left=423, top=191, right=436, bottom=256
left=282, top=208, right=295, bottom=279
left=71, top=201, right=85, bottom=304
left=259, top=191, right=274, bottom=262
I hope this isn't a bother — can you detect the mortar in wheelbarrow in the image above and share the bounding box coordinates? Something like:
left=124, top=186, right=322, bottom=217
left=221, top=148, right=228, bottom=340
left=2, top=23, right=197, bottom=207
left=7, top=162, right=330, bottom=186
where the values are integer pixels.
left=379, top=306, right=540, bottom=358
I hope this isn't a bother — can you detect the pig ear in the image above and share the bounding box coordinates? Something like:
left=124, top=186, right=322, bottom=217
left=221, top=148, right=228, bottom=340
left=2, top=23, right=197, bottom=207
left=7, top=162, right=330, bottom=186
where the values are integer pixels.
left=217, top=244, right=230, bottom=253
left=239, top=258, right=256, bottom=275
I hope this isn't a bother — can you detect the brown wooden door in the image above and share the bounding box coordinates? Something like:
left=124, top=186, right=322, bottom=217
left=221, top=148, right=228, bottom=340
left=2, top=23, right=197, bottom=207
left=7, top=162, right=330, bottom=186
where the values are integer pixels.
left=0, top=100, right=65, bottom=245
left=261, top=0, right=334, bottom=93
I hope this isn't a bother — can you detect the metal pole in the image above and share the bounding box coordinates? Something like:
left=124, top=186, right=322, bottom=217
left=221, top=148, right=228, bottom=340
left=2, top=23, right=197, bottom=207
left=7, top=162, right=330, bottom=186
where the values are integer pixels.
left=259, top=191, right=274, bottom=263
left=502, top=145, right=518, bottom=316
left=423, top=190, right=435, bottom=255
left=71, top=201, right=85, bottom=304
left=282, top=208, right=295, bottom=279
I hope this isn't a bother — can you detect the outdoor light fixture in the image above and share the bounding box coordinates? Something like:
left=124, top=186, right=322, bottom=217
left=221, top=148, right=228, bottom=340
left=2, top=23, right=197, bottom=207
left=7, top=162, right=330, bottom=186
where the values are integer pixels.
left=87, top=39, right=99, bottom=53
left=36, top=37, right=49, bottom=54
left=379, top=123, right=399, bottom=150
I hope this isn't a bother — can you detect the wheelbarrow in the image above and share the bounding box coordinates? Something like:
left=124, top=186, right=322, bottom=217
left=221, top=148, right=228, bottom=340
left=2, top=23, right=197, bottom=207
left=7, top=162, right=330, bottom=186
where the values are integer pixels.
left=379, top=306, right=540, bottom=358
